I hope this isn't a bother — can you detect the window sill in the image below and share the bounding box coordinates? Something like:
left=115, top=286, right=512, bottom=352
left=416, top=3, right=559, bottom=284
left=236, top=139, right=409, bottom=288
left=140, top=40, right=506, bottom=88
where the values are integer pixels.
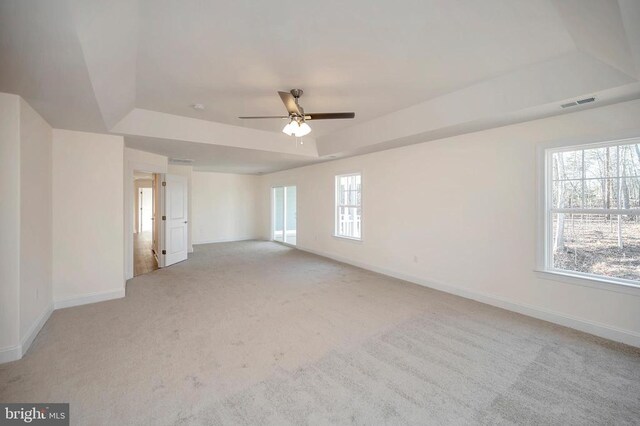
left=535, top=269, right=640, bottom=296
left=333, top=235, right=363, bottom=243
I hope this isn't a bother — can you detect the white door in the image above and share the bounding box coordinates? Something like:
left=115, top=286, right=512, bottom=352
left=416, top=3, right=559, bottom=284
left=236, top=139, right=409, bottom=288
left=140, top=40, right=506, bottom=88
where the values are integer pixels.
left=162, top=174, right=188, bottom=266
left=140, top=187, right=153, bottom=232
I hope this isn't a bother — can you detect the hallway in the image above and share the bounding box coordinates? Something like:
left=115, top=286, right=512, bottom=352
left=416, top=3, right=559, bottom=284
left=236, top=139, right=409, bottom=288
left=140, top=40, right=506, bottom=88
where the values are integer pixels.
left=134, top=231, right=158, bottom=276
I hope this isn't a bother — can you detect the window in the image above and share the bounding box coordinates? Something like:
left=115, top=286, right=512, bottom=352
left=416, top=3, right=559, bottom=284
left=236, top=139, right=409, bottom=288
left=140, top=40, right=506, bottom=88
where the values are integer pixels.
left=544, top=140, right=640, bottom=285
left=335, top=173, right=362, bottom=240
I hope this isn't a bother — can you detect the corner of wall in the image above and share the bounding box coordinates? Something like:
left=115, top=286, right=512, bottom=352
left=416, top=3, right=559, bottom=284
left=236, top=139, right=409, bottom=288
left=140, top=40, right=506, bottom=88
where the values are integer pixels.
left=53, top=129, right=125, bottom=311
left=0, top=93, right=21, bottom=358
left=0, top=94, right=55, bottom=363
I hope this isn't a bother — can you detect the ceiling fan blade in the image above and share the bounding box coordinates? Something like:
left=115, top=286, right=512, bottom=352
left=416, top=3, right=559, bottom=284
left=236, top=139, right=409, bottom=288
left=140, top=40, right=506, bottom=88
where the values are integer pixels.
left=305, top=112, right=355, bottom=120
left=238, top=115, right=289, bottom=119
left=278, top=91, right=302, bottom=116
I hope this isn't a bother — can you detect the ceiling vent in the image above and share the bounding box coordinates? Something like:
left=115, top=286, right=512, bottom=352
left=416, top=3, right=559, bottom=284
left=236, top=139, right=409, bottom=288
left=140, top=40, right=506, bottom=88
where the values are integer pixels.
left=561, top=97, right=595, bottom=109
left=576, top=97, right=596, bottom=105
left=169, top=158, right=194, bottom=165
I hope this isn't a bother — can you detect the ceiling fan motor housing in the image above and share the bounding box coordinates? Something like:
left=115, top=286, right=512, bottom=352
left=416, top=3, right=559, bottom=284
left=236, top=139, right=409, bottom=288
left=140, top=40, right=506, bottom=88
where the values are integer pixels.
left=238, top=89, right=355, bottom=125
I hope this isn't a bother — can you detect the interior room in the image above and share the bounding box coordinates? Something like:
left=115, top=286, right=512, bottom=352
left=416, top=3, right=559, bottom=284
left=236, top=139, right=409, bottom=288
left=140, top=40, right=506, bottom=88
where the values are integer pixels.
left=1, top=0, right=639, bottom=424
left=133, top=171, right=158, bottom=276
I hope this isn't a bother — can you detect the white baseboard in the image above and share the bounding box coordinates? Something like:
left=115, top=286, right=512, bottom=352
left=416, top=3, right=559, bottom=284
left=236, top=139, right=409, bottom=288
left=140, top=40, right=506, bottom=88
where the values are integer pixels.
left=54, top=288, right=125, bottom=310
left=193, top=237, right=258, bottom=245
left=2, top=289, right=126, bottom=364
left=0, top=303, right=53, bottom=364
left=0, top=344, right=22, bottom=364
left=21, top=303, right=54, bottom=356
left=296, top=245, right=640, bottom=348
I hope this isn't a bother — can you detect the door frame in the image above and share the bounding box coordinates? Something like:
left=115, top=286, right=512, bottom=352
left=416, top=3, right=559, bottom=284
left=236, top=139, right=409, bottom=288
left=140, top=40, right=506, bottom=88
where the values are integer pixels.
left=271, top=185, right=297, bottom=247
left=125, top=161, right=166, bottom=280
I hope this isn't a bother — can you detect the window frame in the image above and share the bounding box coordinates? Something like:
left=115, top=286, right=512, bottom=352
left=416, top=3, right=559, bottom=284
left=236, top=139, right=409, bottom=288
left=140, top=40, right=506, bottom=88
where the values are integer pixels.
left=539, top=137, right=640, bottom=292
left=334, top=172, right=363, bottom=242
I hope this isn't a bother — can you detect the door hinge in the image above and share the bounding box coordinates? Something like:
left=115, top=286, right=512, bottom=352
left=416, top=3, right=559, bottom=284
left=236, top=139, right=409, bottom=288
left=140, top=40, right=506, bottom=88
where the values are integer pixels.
left=162, top=181, right=166, bottom=186
left=162, top=215, right=166, bottom=220
left=162, top=250, right=166, bottom=255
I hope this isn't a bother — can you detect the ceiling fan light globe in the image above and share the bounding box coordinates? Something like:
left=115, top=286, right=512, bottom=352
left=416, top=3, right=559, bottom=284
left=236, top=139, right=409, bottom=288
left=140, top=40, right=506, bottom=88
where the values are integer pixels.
left=294, top=122, right=312, bottom=137
left=282, top=121, right=297, bottom=136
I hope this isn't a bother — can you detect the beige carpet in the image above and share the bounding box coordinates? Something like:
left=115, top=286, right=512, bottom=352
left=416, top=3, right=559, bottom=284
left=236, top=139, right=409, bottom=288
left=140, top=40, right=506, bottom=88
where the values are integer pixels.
left=1, top=241, right=639, bottom=425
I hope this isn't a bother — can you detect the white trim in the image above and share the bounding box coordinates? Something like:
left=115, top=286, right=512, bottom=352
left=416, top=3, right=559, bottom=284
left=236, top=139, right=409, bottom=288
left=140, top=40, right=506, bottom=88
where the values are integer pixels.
left=125, top=160, right=167, bottom=280
left=295, top=245, right=640, bottom=348
left=332, top=234, right=364, bottom=243
left=0, top=344, right=21, bottom=364
left=21, top=303, right=54, bottom=356
left=0, top=303, right=53, bottom=364
left=271, top=185, right=297, bottom=245
left=551, top=208, right=640, bottom=215
left=545, top=136, right=640, bottom=154
left=273, top=240, right=297, bottom=249
left=54, top=288, right=125, bottom=310
left=335, top=172, right=363, bottom=241
left=2, top=288, right=126, bottom=364
left=535, top=270, right=640, bottom=295
left=538, top=137, right=640, bottom=289
left=193, top=237, right=257, bottom=245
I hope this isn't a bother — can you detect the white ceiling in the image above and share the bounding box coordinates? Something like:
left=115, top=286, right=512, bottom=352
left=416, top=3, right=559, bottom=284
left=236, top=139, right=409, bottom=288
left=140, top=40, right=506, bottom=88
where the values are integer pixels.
left=1, top=0, right=639, bottom=173
left=135, top=0, right=575, bottom=135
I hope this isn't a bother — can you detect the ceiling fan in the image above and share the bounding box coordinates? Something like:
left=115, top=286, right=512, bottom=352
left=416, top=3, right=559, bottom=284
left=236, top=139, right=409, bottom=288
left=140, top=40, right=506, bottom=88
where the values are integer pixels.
left=239, top=89, right=355, bottom=137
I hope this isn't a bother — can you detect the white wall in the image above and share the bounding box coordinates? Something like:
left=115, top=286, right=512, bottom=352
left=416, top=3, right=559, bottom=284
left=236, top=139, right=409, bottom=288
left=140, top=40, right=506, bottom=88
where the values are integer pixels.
left=53, top=129, right=125, bottom=307
left=258, top=99, right=640, bottom=346
left=19, top=98, right=53, bottom=342
left=0, top=93, right=53, bottom=362
left=0, top=93, right=21, bottom=355
left=192, top=171, right=260, bottom=244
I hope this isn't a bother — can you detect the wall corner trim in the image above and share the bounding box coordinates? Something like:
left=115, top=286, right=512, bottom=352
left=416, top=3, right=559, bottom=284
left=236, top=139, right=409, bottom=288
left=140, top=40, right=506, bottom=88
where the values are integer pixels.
left=0, top=345, right=22, bottom=364
left=21, top=303, right=54, bottom=357
left=0, top=303, right=53, bottom=364
left=2, top=288, right=126, bottom=364
left=295, top=245, right=640, bottom=348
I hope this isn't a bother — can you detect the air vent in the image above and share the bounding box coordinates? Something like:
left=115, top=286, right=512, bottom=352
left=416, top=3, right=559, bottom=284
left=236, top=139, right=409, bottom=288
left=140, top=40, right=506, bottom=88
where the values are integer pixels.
left=169, top=158, right=194, bottom=165
left=576, top=97, right=595, bottom=105
left=561, top=97, right=596, bottom=108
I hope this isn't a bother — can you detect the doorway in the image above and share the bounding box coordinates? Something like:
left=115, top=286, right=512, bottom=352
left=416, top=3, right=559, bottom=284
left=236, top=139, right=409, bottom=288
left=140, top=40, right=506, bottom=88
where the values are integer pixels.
left=272, top=186, right=297, bottom=245
left=133, top=171, right=159, bottom=276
